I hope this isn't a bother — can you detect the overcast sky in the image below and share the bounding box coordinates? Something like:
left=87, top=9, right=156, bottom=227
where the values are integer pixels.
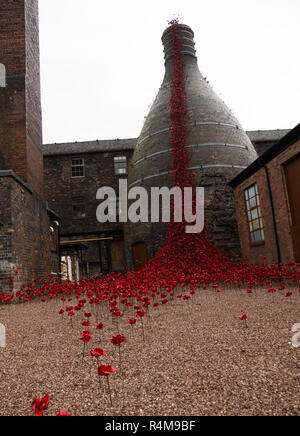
left=39, top=0, right=300, bottom=145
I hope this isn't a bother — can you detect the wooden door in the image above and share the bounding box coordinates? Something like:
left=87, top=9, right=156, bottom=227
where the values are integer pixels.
left=284, top=154, right=300, bottom=262
left=133, top=242, right=148, bottom=271
left=110, top=239, right=126, bottom=272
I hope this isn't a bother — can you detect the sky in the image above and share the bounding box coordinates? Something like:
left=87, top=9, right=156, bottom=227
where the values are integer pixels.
left=39, top=0, right=300, bottom=145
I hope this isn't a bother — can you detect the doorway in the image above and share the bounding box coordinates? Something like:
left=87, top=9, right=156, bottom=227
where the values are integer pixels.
left=284, top=153, right=300, bottom=262
left=132, top=242, right=148, bottom=271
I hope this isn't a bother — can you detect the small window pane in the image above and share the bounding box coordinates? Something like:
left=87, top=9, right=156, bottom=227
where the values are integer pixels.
left=251, top=209, right=258, bottom=220
left=253, top=219, right=260, bottom=230
left=114, top=156, right=127, bottom=175
left=73, top=200, right=86, bottom=218
left=249, top=186, right=255, bottom=198
left=249, top=197, right=257, bottom=208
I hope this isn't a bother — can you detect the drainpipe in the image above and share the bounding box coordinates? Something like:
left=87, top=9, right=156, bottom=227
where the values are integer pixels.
left=55, top=221, right=61, bottom=276
left=263, top=165, right=282, bottom=266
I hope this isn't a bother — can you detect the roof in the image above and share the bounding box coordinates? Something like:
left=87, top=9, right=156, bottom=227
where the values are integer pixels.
left=247, top=129, right=291, bottom=142
left=229, top=123, right=300, bottom=188
left=43, top=138, right=137, bottom=156
left=42, top=129, right=292, bottom=156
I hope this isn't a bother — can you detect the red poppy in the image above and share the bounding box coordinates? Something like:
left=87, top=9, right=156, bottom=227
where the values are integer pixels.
left=32, top=394, right=50, bottom=416
left=238, top=314, right=249, bottom=321
left=95, top=322, right=104, bottom=330
left=98, top=365, right=117, bottom=376
left=90, top=348, right=107, bottom=357
left=56, top=410, right=71, bottom=416
left=128, top=319, right=137, bottom=325
left=111, top=334, right=126, bottom=346
left=80, top=333, right=92, bottom=343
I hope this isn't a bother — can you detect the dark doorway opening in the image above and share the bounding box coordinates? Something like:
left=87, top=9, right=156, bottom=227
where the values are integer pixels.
left=284, top=153, right=300, bottom=262
left=132, top=242, right=148, bottom=271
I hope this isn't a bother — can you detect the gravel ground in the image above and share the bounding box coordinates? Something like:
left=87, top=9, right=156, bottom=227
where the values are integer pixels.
left=0, top=286, right=300, bottom=416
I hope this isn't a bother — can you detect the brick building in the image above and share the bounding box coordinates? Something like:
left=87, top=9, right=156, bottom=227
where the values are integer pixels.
left=42, top=128, right=292, bottom=276
left=43, top=139, right=135, bottom=277
left=229, top=124, right=300, bottom=265
left=0, top=0, right=59, bottom=293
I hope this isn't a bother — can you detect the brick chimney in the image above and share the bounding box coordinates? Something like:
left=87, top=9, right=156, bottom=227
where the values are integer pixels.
left=0, top=0, right=44, bottom=198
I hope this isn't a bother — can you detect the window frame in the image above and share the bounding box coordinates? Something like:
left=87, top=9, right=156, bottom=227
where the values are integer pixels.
left=72, top=198, right=86, bottom=219
left=244, top=183, right=265, bottom=245
left=71, top=158, right=85, bottom=178
left=114, top=156, right=127, bottom=176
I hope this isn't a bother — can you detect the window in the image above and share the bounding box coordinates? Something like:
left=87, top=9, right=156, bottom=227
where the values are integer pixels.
left=72, top=159, right=84, bottom=178
left=72, top=199, right=86, bottom=218
left=244, top=184, right=264, bottom=243
left=114, top=156, right=127, bottom=175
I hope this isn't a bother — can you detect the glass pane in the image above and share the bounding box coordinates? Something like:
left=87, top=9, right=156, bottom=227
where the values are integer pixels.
left=248, top=186, right=255, bottom=198
left=73, top=205, right=85, bottom=217
left=256, top=196, right=260, bottom=206
left=249, top=222, right=253, bottom=232
left=251, top=209, right=258, bottom=220
left=245, top=190, right=249, bottom=200
left=261, top=229, right=265, bottom=240
left=248, top=212, right=251, bottom=221
left=249, top=197, right=257, bottom=208
left=257, top=207, right=261, bottom=217
left=259, top=218, right=263, bottom=229
left=255, top=184, right=258, bottom=195
left=253, top=230, right=261, bottom=241
left=253, top=219, right=260, bottom=230
left=246, top=200, right=250, bottom=212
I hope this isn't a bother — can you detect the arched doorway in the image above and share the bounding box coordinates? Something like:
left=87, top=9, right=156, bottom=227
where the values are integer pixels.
left=132, top=242, right=148, bottom=271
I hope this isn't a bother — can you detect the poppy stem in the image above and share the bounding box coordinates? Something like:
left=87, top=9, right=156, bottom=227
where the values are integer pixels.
left=141, top=318, right=145, bottom=342
left=106, top=376, right=113, bottom=406
left=118, top=345, right=122, bottom=370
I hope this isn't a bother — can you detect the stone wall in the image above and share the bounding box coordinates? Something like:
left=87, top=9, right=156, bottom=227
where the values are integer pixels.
left=0, top=173, right=58, bottom=294
left=44, top=150, right=133, bottom=273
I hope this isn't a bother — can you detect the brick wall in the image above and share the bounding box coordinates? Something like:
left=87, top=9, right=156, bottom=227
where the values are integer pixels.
left=44, top=150, right=133, bottom=235
left=0, top=174, right=58, bottom=294
left=44, top=150, right=133, bottom=273
left=0, top=0, right=43, bottom=197
left=233, top=139, right=300, bottom=265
